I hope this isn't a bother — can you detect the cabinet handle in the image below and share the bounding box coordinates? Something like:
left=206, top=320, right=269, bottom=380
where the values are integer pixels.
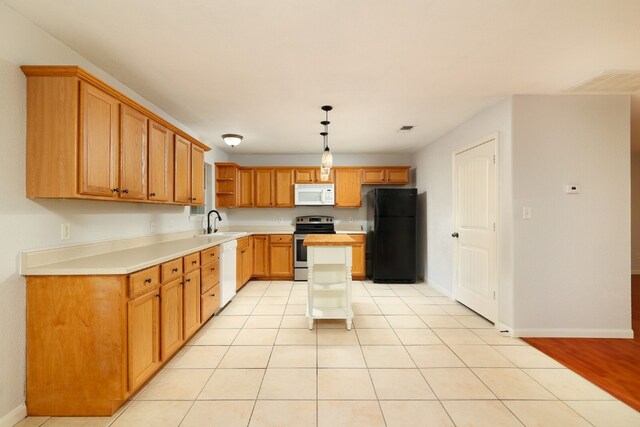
left=172, top=268, right=179, bottom=273
left=180, top=282, right=184, bottom=285
left=112, top=188, right=120, bottom=193
left=192, top=260, right=197, bottom=265
left=210, top=293, right=216, bottom=297
left=186, top=278, right=191, bottom=283
left=144, top=278, right=152, bottom=284
left=122, top=189, right=129, bottom=194
left=155, top=294, right=160, bottom=298
left=150, top=192, right=156, bottom=197
left=211, top=267, right=215, bottom=271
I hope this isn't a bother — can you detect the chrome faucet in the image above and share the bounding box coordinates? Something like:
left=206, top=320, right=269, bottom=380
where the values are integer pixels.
left=207, top=210, right=222, bottom=234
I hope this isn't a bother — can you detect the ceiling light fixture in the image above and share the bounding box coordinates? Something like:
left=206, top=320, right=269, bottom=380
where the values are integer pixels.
left=320, top=105, right=333, bottom=181
left=221, top=133, right=243, bottom=147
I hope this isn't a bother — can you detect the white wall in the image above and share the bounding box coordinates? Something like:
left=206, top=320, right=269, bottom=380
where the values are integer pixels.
left=632, top=152, right=640, bottom=273
left=0, top=4, right=223, bottom=421
left=224, top=153, right=414, bottom=229
left=413, top=99, right=514, bottom=327
left=511, top=95, right=631, bottom=336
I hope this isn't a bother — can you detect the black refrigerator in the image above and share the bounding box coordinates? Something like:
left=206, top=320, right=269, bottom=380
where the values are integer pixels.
left=366, top=188, right=417, bottom=283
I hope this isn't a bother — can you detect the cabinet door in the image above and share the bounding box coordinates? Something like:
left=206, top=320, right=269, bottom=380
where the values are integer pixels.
left=269, top=244, right=293, bottom=277
left=174, top=136, right=191, bottom=204
left=275, top=169, right=294, bottom=207
left=294, top=169, right=315, bottom=183
left=191, top=144, right=205, bottom=205
left=350, top=235, right=366, bottom=279
left=238, top=169, right=254, bottom=207
left=119, top=106, right=148, bottom=200
left=254, top=169, right=275, bottom=207
left=386, top=169, right=409, bottom=184
left=243, top=238, right=253, bottom=284
left=201, top=284, right=220, bottom=322
left=79, top=82, right=119, bottom=197
left=160, top=279, right=183, bottom=361
left=236, top=247, right=244, bottom=291
left=148, top=120, right=171, bottom=201
left=183, top=269, right=201, bottom=340
left=128, top=290, right=160, bottom=391
left=253, top=235, right=269, bottom=277
left=362, top=169, right=385, bottom=184
left=334, top=169, right=362, bottom=207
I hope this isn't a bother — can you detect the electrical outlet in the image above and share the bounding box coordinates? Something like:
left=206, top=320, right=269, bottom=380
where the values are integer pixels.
left=278, top=217, right=284, bottom=224
left=61, top=223, right=70, bottom=240
left=348, top=217, right=354, bottom=223
left=522, top=207, right=532, bottom=220
left=169, top=220, right=174, bottom=231
left=150, top=220, right=156, bottom=233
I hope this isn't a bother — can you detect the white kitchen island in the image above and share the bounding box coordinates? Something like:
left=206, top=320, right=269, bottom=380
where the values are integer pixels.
left=303, top=234, right=357, bottom=330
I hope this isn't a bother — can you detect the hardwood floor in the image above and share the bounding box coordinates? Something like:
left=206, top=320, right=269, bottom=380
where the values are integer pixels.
left=524, top=276, right=640, bottom=411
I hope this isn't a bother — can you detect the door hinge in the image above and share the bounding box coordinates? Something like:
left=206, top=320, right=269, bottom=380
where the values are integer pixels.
left=493, top=291, right=496, bottom=300
left=493, top=222, right=496, bottom=231
left=493, top=154, right=496, bottom=164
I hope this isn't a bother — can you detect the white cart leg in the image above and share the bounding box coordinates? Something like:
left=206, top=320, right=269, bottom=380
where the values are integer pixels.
left=346, top=318, right=352, bottom=330
left=308, top=318, right=314, bottom=330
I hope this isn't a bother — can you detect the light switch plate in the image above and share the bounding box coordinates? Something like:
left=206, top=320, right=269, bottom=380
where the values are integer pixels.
left=61, top=223, right=70, bottom=240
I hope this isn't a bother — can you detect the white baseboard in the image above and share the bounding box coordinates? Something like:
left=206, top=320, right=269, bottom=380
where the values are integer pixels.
left=426, top=279, right=453, bottom=299
left=512, top=328, right=634, bottom=339
left=0, top=404, right=26, bottom=427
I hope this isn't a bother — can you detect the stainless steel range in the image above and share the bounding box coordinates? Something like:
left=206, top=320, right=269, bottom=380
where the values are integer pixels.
left=294, top=215, right=336, bottom=281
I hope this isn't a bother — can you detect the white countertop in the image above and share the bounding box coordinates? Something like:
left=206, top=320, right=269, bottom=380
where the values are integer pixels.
left=22, top=226, right=366, bottom=276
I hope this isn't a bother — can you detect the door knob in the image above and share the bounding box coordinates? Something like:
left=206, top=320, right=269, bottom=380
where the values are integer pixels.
left=451, top=232, right=459, bottom=238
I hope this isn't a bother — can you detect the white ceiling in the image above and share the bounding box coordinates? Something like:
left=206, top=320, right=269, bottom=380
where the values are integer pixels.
left=5, top=0, right=640, bottom=154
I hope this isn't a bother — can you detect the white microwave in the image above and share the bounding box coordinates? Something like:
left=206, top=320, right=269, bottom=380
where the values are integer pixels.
left=294, top=184, right=335, bottom=206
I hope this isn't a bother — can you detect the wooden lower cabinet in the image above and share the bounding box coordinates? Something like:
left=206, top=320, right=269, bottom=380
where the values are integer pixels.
left=201, top=284, right=221, bottom=320
left=236, top=237, right=252, bottom=290
left=160, top=278, right=183, bottom=361
left=253, top=235, right=269, bottom=278
left=183, top=269, right=201, bottom=339
left=349, top=234, right=366, bottom=279
left=269, top=234, right=293, bottom=279
left=128, top=289, right=161, bottom=392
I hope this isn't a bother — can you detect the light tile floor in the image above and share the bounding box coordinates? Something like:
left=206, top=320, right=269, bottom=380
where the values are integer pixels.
left=16, top=280, right=640, bottom=427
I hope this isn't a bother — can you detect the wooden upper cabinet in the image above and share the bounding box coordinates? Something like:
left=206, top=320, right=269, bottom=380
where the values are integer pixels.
left=22, top=66, right=209, bottom=204
left=190, top=144, right=205, bottom=206
left=361, top=169, right=386, bottom=184
left=174, top=135, right=191, bottom=204
left=361, top=167, right=410, bottom=184
left=238, top=169, right=254, bottom=207
left=147, top=121, right=171, bottom=202
left=254, top=169, right=275, bottom=207
left=119, top=106, right=148, bottom=200
left=275, top=169, right=294, bottom=207
left=386, top=168, right=409, bottom=183
left=215, top=163, right=239, bottom=208
left=79, top=82, right=120, bottom=197
left=294, top=168, right=334, bottom=183
left=334, top=168, right=362, bottom=208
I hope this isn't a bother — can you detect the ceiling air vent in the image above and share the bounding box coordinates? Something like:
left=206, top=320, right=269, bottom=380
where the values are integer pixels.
left=568, top=71, right=640, bottom=93
left=399, top=125, right=414, bottom=132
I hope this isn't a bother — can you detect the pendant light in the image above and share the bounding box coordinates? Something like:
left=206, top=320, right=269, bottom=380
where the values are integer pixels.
left=320, top=105, right=333, bottom=181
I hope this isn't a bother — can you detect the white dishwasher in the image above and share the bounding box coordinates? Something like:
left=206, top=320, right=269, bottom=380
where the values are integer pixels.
left=220, top=239, right=238, bottom=307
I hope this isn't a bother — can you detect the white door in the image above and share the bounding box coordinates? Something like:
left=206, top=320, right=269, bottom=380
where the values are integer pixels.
left=452, top=136, right=498, bottom=322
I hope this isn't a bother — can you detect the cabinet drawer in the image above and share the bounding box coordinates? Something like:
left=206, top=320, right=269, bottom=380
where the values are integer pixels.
left=269, top=234, right=293, bottom=244
left=201, top=260, right=220, bottom=294
left=200, top=246, right=220, bottom=264
left=237, top=237, right=249, bottom=249
left=129, top=265, right=160, bottom=298
left=348, top=234, right=365, bottom=243
left=161, top=258, right=183, bottom=283
left=201, top=284, right=220, bottom=322
left=183, top=252, right=200, bottom=272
